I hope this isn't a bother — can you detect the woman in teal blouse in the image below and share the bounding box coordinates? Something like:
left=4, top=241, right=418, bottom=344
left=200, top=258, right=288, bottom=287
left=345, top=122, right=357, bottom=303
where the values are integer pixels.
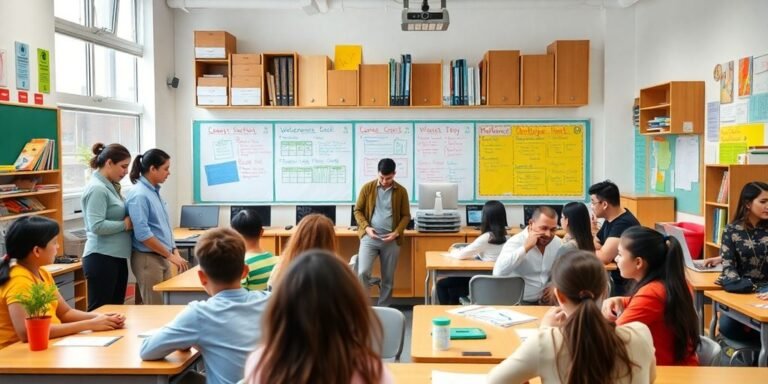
left=81, top=143, right=133, bottom=311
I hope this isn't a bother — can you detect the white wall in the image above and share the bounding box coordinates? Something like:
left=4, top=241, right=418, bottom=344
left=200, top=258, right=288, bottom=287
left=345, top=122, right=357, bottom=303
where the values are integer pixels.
left=172, top=5, right=612, bottom=226
left=634, top=0, right=768, bottom=222
left=0, top=0, right=56, bottom=106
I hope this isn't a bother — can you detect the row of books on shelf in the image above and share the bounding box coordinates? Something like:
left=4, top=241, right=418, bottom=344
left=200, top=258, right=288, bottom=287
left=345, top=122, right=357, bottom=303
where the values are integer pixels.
left=646, top=117, right=670, bottom=131
left=3, top=138, right=56, bottom=172
left=389, top=54, right=412, bottom=106
left=443, top=59, right=481, bottom=106
left=266, top=56, right=295, bottom=106
left=711, top=208, right=727, bottom=245
left=715, top=171, right=729, bottom=203
left=0, top=183, right=59, bottom=196
left=0, top=197, right=46, bottom=216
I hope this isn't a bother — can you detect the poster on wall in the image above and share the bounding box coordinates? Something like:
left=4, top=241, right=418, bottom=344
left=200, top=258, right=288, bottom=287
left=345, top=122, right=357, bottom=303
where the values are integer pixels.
left=720, top=61, right=734, bottom=104
left=14, top=42, right=30, bottom=90
left=753, top=53, right=768, bottom=95
left=738, top=57, right=752, bottom=97
left=37, top=49, right=50, bottom=94
left=0, top=49, right=7, bottom=87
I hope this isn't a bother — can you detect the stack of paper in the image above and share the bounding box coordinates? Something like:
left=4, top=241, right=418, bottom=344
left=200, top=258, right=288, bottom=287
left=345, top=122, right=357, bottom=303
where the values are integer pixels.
left=53, top=336, right=121, bottom=347
left=448, top=305, right=537, bottom=328
left=432, top=370, right=487, bottom=384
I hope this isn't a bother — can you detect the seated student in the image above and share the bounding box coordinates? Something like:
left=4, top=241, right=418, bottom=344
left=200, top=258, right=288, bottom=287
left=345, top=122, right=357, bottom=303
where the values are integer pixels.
left=557, top=201, right=597, bottom=257
left=589, top=180, right=640, bottom=296
left=436, top=200, right=508, bottom=304
left=716, top=181, right=768, bottom=341
left=230, top=209, right=278, bottom=291
left=267, top=213, right=338, bottom=289
left=242, top=250, right=392, bottom=384
left=488, top=250, right=656, bottom=384
left=0, top=216, right=125, bottom=349
left=602, top=226, right=700, bottom=366
left=493, top=206, right=562, bottom=304
left=140, top=228, right=270, bottom=384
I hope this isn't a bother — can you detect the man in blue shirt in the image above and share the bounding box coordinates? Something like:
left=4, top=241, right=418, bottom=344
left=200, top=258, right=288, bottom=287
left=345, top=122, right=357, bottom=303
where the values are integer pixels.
left=140, top=228, right=270, bottom=384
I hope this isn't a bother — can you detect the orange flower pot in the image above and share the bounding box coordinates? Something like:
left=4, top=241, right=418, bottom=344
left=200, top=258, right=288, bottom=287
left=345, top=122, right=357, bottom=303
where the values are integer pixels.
left=24, top=317, right=52, bottom=351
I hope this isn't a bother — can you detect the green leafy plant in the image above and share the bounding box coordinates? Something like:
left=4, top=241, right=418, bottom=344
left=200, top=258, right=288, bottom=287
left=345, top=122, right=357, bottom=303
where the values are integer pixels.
left=75, top=145, right=93, bottom=167
left=13, top=282, right=58, bottom=319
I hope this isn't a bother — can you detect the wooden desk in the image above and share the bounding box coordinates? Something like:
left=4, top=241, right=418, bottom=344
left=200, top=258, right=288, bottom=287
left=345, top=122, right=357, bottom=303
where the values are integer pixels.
left=153, top=266, right=208, bottom=305
left=42, top=262, right=87, bottom=311
left=387, top=363, right=768, bottom=383
left=410, top=305, right=548, bottom=363
left=0, top=305, right=200, bottom=384
left=706, top=290, right=768, bottom=366
left=685, top=269, right=721, bottom=335
left=620, top=193, right=675, bottom=228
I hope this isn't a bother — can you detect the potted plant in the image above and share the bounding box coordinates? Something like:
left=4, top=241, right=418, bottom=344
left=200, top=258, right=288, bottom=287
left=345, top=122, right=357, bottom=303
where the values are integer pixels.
left=76, top=145, right=94, bottom=183
left=14, top=282, right=58, bottom=351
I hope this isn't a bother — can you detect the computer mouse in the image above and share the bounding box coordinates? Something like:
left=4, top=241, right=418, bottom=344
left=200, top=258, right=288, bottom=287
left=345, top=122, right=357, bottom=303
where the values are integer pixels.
left=284, top=225, right=294, bottom=230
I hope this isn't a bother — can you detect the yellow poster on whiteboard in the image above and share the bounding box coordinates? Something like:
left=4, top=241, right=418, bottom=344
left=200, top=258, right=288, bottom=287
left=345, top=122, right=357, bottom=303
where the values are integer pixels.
left=478, top=123, right=585, bottom=198
left=720, top=123, right=766, bottom=146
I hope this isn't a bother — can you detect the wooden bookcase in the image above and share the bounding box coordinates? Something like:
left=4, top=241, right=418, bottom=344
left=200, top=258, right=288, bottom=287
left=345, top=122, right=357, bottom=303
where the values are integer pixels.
left=639, top=81, right=704, bottom=135
left=703, top=164, right=768, bottom=259
left=547, top=40, right=590, bottom=106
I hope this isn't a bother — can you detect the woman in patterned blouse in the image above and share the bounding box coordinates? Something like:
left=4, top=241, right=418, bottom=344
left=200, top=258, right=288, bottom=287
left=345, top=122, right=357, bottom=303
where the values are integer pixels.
left=716, top=181, right=768, bottom=341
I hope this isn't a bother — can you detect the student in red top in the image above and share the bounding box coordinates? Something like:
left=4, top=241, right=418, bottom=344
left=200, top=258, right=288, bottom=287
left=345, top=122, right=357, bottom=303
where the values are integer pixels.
left=602, top=226, right=700, bottom=366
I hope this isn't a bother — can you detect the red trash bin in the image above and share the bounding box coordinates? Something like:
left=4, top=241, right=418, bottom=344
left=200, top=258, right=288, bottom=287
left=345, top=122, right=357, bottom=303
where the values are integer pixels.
left=668, top=222, right=704, bottom=260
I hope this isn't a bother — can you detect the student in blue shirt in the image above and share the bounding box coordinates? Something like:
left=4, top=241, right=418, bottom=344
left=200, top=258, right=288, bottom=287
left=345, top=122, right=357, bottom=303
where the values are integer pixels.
left=81, top=143, right=133, bottom=311
left=126, top=148, right=188, bottom=304
left=140, top=228, right=270, bottom=384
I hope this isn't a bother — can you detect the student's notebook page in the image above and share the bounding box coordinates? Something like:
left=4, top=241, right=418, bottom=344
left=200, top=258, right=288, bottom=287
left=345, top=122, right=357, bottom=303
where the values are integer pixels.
left=54, top=335, right=122, bottom=347
left=432, top=370, right=487, bottom=384
left=448, top=305, right=537, bottom=327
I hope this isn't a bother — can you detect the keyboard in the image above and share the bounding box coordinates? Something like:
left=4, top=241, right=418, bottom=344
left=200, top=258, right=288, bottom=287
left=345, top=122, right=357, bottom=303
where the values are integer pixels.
left=54, top=256, right=79, bottom=264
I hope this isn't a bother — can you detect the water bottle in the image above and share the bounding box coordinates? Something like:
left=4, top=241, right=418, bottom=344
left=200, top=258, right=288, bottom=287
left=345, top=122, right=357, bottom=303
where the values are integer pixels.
left=434, top=192, right=443, bottom=214
left=432, top=317, right=450, bottom=350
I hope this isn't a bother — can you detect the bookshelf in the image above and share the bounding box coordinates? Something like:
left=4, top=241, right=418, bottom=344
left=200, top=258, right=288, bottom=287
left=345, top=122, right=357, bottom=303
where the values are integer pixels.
left=192, top=31, right=590, bottom=109
left=703, top=164, right=768, bottom=259
left=639, top=81, right=704, bottom=135
left=0, top=102, right=63, bottom=254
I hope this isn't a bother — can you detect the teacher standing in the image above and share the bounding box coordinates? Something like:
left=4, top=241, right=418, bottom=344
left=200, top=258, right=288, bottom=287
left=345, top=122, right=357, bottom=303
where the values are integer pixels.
left=81, top=143, right=133, bottom=311
left=126, top=148, right=189, bottom=305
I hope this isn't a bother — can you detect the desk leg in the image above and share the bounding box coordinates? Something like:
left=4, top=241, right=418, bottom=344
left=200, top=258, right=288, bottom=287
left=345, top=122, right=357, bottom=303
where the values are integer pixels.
left=709, top=301, right=719, bottom=338
left=431, top=270, right=437, bottom=305
left=695, top=291, right=704, bottom=335
left=760, top=322, right=768, bottom=367
left=163, top=292, right=170, bottom=306
left=424, top=269, right=430, bottom=305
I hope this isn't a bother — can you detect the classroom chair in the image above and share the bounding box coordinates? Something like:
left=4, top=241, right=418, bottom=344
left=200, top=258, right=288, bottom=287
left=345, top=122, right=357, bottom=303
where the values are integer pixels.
left=721, top=337, right=760, bottom=366
left=459, top=275, right=525, bottom=305
left=349, top=254, right=382, bottom=291
left=372, top=307, right=406, bottom=362
left=696, top=336, right=722, bottom=366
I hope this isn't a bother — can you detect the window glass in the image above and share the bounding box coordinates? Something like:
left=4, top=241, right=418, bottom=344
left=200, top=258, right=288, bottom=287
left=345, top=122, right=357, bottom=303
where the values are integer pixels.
left=54, top=33, right=89, bottom=96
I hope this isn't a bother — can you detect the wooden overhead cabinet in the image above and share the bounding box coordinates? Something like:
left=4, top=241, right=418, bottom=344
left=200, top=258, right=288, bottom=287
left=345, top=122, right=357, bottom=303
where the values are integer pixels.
left=298, top=55, right=331, bottom=107
left=327, top=70, right=359, bottom=106
left=521, top=54, right=555, bottom=106
left=483, top=50, right=520, bottom=106
left=411, top=63, right=442, bottom=107
left=359, top=64, right=389, bottom=106
left=547, top=40, right=589, bottom=106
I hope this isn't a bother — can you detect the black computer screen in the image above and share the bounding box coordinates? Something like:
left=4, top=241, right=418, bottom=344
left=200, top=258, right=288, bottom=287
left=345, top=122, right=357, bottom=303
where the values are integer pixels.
left=296, top=205, right=336, bottom=224
left=350, top=206, right=358, bottom=227
left=180, top=205, right=219, bottom=229
left=523, top=204, right=563, bottom=228
left=230, top=205, right=271, bottom=227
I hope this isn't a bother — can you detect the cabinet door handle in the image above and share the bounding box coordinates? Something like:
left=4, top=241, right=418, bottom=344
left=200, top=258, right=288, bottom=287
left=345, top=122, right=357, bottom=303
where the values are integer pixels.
left=340, top=97, right=345, bottom=103
left=371, top=97, right=376, bottom=102
left=423, top=98, right=428, bottom=102
left=310, top=98, right=315, bottom=103
left=502, top=96, right=508, bottom=101
left=569, top=96, right=575, bottom=101
left=536, top=96, right=541, bottom=102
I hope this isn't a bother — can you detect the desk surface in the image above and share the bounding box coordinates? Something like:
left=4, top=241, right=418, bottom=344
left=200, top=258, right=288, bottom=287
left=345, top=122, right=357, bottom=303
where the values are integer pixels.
left=410, top=305, right=548, bottom=363
left=705, top=290, right=768, bottom=322
left=387, top=363, right=768, bottom=383
left=425, top=251, right=617, bottom=271
left=174, top=226, right=537, bottom=239
left=153, top=266, right=203, bottom=292
left=685, top=269, right=721, bottom=290
left=42, top=262, right=83, bottom=277
left=0, top=305, right=198, bottom=375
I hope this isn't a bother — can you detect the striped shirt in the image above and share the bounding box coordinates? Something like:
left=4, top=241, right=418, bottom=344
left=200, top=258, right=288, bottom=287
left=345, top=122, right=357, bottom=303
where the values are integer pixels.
left=242, top=251, right=278, bottom=291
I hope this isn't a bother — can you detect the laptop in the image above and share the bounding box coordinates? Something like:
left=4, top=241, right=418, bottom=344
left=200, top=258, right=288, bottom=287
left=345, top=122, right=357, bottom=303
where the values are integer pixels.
left=296, top=205, right=336, bottom=224
left=665, top=225, right=722, bottom=272
left=230, top=205, right=271, bottom=227
left=350, top=206, right=358, bottom=229
left=466, top=205, right=483, bottom=229
left=180, top=205, right=219, bottom=230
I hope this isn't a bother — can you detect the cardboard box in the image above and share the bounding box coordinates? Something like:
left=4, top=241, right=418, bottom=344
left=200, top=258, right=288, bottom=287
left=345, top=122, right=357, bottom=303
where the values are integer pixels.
left=197, top=86, right=227, bottom=97
left=194, top=31, right=236, bottom=58
left=232, top=76, right=262, bottom=88
left=231, top=88, right=262, bottom=106
left=197, top=77, right=228, bottom=87
left=197, top=95, right=228, bottom=106
left=232, top=64, right=262, bottom=77
left=232, top=54, right=261, bottom=65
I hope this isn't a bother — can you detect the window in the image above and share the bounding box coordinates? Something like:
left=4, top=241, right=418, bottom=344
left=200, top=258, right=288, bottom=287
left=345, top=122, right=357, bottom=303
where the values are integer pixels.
left=55, top=0, right=143, bottom=195
left=60, top=110, right=141, bottom=193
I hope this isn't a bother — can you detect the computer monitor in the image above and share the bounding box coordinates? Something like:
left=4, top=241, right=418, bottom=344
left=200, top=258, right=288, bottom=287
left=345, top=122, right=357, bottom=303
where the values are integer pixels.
left=522, top=204, right=563, bottom=228
left=180, top=205, right=219, bottom=229
left=230, top=205, right=271, bottom=227
left=296, top=205, right=337, bottom=224
left=418, top=183, right=459, bottom=210
left=350, top=206, right=358, bottom=227
left=465, top=204, right=484, bottom=227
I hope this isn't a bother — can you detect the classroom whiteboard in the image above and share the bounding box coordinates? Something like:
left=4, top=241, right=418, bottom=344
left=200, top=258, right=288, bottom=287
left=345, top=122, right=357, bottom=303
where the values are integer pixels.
left=193, top=119, right=590, bottom=204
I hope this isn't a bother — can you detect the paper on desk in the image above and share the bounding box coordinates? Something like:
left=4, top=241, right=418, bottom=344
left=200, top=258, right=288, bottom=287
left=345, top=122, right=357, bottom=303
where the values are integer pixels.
left=448, top=305, right=537, bottom=327
left=54, top=336, right=121, bottom=347
left=137, top=328, right=161, bottom=338
left=432, top=370, right=487, bottom=384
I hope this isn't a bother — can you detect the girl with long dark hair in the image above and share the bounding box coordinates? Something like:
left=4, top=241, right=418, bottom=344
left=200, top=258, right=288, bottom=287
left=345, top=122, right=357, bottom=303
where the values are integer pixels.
left=557, top=201, right=596, bottom=257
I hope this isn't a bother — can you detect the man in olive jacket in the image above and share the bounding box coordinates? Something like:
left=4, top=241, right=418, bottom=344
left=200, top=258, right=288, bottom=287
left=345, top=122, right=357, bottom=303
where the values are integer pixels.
left=354, top=158, right=411, bottom=306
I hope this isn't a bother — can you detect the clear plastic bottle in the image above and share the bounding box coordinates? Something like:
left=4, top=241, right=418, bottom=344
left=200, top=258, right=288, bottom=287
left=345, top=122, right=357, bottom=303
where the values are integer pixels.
left=434, top=191, right=443, bottom=214
left=432, top=317, right=450, bottom=350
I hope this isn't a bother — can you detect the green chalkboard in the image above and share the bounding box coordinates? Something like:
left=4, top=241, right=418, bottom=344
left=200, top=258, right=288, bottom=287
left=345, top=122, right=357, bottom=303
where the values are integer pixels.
left=0, top=103, right=59, bottom=168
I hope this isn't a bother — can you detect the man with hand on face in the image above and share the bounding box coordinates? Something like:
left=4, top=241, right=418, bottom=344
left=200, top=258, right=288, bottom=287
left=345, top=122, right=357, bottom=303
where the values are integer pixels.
left=354, top=158, right=411, bottom=307
left=493, top=206, right=563, bottom=304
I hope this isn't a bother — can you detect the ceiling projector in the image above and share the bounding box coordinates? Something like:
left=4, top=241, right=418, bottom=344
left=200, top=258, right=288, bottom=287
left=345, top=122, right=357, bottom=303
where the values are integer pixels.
left=402, top=0, right=449, bottom=31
